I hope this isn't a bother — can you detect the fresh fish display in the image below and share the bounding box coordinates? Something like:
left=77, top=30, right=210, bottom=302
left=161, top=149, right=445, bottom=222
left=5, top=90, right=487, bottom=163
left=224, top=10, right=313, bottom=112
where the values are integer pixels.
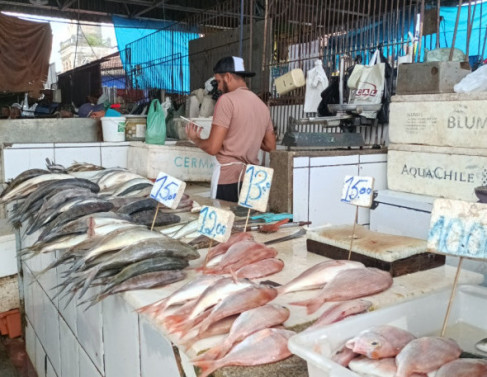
left=165, top=278, right=254, bottom=331
left=29, top=187, right=96, bottom=231
left=290, top=267, right=393, bottom=314
left=117, top=197, right=158, bottom=215
left=0, top=173, right=72, bottom=203
left=234, top=258, right=284, bottom=279
left=331, top=346, right=359, bottom=367
left=138, top=275, right=222, bottom=316
left=348, top=357, right=428, bottom=377
left=37, top=197, right=114, bottom=239
left=203, top=232, right=254, bottom=269
left=130, top=210, right=180, bottom=227
left=194, top=285, right=278, bottom=335
left=194, top=304, right=290, bottom=360
left=395, top=336, right=462, bottom=377
left=0, top=168, right=49, bottom=198
left=305, top=299, right=373, bottom=332
left=204, top=243, right=278, bottom=275
left=84, top=256, right=190, bottom=306
left=181, top=315, right=238, bottom=350
left=74, top=237, right=199, bottom=297
left=110, top=178, right=153, bottom=197
left=97, top=170, right=145, bottom=192
left=192, top=328, right=295, bottom=377
left=277, top=260, right=365, bottom=295
left=169, top=219, right=200, bottom=239
left=92, top=270, right=187, bottom=301
left=345, top=325, right=416, bottom=359
left=476, top=337, right=487, bottom=353
left=435, top=358, right=487, bottom=377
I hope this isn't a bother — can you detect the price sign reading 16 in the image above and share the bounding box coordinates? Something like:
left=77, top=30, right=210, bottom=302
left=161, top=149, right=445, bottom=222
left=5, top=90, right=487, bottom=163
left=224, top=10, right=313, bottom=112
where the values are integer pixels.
left=150, top=172, right=186, bottom=209
left=197, top=206, right=234, bottom=243
left=341, top=175, right=375, bottom=208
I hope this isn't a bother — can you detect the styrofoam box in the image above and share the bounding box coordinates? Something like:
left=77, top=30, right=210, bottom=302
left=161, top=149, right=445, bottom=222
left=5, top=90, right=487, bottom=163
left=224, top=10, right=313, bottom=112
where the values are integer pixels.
left=127, top=141, right=216, bottom=182
left=389, top=92, right=487, bottom=149
left=387, top=143, right=487, bottom=201
left=288, top=285, right=487, bottom=377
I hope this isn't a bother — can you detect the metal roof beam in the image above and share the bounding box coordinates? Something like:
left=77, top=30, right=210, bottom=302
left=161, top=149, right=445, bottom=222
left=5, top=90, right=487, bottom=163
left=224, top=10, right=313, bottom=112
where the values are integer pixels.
left=61, top=0, right=78, bottom=11
left=134, top=0, right=167, bottom=17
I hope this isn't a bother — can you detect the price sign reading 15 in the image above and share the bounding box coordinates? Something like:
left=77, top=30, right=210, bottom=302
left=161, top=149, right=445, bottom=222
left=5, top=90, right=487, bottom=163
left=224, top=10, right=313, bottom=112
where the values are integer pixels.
left=197, top=206, right=235, bottom=243
left=150, top=172, right=186, bottom=209
left=341, top=175, right=375, bottom=208
left=238, top=165, right=274, bottom=212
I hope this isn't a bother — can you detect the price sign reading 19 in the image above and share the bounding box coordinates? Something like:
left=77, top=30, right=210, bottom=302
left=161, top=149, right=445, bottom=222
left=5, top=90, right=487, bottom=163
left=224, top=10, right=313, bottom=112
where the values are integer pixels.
left=238, top=165, right=274, bottom=212
left=341, top=175, right=375, bottom=208
left=150, top=172, right=186, bottom=209
left=197, top=206, right=234, bottom=243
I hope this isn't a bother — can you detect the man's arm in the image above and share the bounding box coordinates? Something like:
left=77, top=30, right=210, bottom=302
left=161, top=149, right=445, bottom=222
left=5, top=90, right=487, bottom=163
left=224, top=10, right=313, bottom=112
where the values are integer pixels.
left=261, top=129, right=276, bottom=152
left=185, top=123, right=228, bottom=156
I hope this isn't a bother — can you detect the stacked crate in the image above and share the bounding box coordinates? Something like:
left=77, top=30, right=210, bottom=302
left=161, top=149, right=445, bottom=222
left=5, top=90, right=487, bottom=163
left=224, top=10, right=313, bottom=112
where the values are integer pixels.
left=387, top=92, right=487, bottom=202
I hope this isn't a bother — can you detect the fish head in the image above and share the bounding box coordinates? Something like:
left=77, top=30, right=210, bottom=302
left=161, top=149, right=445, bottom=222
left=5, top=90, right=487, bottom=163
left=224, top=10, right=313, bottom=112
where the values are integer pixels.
left=346, top=332, right=389, bottom=360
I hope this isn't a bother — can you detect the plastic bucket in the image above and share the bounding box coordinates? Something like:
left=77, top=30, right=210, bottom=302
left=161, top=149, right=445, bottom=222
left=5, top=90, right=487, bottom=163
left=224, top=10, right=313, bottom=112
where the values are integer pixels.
left=101, top=117, right=126, bottom=142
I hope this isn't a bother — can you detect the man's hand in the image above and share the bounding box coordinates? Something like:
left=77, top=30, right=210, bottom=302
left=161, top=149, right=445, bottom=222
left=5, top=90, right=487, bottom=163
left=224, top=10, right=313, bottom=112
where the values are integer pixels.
left=185, top=122, right=203, bottom=145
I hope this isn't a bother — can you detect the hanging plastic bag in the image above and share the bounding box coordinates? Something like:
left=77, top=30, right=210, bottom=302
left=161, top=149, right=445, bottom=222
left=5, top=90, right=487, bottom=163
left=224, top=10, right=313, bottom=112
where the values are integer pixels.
left=349, top=49, right=385, bottom=119
left=145, top=99, right=166, bottom=145
left=454, top=64, right=487, bottom=93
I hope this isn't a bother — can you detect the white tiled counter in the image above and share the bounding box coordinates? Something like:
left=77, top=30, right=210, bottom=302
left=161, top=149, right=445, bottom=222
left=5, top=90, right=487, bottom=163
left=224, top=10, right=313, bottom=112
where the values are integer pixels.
left=19, top=223, right=484, bottom=377
left=1, top=142, right=129, bottom=183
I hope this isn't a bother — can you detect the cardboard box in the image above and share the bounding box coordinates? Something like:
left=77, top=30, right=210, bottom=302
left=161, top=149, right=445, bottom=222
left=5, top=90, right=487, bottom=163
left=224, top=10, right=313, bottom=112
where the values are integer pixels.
left=289, top=285, right=487, bottom=377
left=389, top=92, right=487, bottom=149
left=387, top=144, right=487, bottom=201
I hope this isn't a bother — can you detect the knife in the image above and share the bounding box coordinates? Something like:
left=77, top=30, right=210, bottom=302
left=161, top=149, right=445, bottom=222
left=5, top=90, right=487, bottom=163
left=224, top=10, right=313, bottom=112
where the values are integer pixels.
left=263, top=228, right=307, bottom=245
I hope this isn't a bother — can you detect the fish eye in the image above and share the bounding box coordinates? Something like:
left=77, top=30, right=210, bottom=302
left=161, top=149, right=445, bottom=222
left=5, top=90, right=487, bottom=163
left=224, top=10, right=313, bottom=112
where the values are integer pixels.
left=371, top=341, right=380, bottom=346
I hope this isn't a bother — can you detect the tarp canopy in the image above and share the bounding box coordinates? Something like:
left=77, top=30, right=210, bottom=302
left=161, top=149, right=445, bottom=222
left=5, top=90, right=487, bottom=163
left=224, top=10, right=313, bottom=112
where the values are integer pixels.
left=112, top=15, right=199, bottom=93
left=0, top=13, right=52, bottom=94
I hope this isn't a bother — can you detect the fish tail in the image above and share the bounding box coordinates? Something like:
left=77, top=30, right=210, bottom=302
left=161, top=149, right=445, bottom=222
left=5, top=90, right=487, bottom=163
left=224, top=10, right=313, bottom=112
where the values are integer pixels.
left=192, top=360, right=219, bottom=377
left=306, top=298, right=326, bottom=315
left=137, top=298, right=168, bottom=315
left=192, top=345, right=225, bottom=362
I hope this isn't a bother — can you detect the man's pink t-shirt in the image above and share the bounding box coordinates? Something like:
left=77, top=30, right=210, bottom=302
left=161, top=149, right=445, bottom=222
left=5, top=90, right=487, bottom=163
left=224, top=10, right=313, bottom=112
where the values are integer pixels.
left=212, top=87, right=273, bottom=185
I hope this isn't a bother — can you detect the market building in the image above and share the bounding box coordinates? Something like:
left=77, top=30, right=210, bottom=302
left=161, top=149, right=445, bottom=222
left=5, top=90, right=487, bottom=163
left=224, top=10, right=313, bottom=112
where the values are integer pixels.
left=0, top=1, right=486, bottom=376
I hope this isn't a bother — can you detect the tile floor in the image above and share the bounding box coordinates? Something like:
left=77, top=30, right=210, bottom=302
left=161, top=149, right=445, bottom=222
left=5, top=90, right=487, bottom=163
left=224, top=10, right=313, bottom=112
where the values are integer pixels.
left=0, top=336, right=37, bottom=377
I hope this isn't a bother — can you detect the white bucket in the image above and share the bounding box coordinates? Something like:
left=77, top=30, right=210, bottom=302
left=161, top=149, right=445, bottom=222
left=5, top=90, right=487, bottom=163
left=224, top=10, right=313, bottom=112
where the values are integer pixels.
left=101, top=117, right=126, bottom=142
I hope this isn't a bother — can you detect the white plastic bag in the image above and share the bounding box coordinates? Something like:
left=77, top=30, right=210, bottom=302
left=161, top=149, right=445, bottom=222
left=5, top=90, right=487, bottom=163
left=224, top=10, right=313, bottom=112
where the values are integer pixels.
left=349, top=50, right=385, bottom=118
left=454, top=65, right=487, bottom=93
left=304, top=60, right=329, bottom=113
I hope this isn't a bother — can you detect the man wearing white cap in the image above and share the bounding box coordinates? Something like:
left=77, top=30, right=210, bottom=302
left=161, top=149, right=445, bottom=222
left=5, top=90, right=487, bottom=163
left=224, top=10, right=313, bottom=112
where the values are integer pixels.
left=186, top=56, right=276, bottom=202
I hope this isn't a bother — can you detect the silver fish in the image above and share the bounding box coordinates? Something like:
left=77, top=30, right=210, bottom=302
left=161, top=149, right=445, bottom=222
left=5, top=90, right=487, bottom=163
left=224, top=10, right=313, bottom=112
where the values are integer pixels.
left=476, top=337, right=487, bottom=353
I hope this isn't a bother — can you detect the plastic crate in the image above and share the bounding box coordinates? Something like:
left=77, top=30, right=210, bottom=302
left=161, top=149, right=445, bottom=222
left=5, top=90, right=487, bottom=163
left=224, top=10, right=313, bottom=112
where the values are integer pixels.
left=288, top=285, right=487, bottom=377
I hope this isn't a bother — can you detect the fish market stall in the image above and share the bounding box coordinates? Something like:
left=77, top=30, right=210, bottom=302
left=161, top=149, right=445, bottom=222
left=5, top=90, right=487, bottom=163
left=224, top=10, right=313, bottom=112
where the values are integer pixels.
left=17, top=223, right=484, bottom=377
left=5, top=166, right=484, bottom=377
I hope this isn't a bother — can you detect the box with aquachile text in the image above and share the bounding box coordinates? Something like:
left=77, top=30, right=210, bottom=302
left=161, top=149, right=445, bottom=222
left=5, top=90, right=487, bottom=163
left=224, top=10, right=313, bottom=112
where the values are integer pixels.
left=387, top=143, right=487, bottom=202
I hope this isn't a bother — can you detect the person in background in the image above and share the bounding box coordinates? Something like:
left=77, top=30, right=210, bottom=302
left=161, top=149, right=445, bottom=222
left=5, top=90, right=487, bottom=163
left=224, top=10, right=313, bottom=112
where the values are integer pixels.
left=185, top=56, right=276, bottom=202
left=78, top=103, right=121, bottom=118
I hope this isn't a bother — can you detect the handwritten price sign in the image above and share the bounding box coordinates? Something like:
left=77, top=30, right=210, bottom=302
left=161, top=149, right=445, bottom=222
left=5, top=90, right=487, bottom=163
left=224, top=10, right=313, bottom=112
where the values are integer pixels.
left=197, top=206, right=235, bottom=243
left=428, top=199, right=487, bottom=259
left=150, top=172, right=186, bottom=209
left=341, top=176, right=375, bottom=208
left=238, top=165, right=274, bottom=212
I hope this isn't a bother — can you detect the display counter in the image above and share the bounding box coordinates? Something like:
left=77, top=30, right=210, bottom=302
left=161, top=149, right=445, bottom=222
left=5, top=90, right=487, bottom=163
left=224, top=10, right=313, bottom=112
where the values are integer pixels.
left=269, top=148, right=388, bottom=228
left=19, top=212, right=484, bottom=377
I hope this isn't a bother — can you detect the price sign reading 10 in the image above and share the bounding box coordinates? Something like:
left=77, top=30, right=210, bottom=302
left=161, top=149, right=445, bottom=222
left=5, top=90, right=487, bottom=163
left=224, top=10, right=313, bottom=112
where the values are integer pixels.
left=341, top=175, right=375, bottom=208
left=197, top=206, right=235, bottom=243
left=150, top=172, right=186, bottom=209
left=238, top=165, right=274, bottom=212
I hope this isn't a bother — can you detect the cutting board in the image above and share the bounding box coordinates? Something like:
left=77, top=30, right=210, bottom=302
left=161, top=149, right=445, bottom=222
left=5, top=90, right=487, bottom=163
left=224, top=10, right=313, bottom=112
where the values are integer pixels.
left=306, top=225, right=445, bottom=277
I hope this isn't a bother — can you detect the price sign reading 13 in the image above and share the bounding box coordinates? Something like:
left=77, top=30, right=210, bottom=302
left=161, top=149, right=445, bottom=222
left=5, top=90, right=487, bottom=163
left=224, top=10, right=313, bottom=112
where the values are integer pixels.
left=341, top=175, right=375, bottom=208
left=238, top=165, right=274, bottom=212
left=197, top=206, right=235, bottom=243
left=150, top=172, right=186, bottom=209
